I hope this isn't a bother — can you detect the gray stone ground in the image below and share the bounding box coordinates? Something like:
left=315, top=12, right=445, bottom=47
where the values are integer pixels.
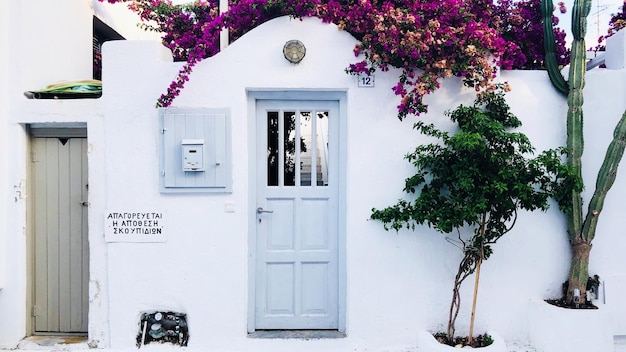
left=7, top=335, right=626, bottom=352
left=506, top=336, right=626, bottom=352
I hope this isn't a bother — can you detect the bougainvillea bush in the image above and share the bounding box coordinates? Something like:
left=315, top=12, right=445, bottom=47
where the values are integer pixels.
left=600, top=1, right=626, bottom=43
left=98, top=0, right=568, bottom=117
left=497, top=0, right=568, bottom=69
left=610, top=1, right=626, bottom=32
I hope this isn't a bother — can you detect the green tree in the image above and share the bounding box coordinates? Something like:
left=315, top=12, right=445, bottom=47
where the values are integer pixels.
left=542, top=0, right=626, bottom=306
left=371, top=86, right=569, bottom=343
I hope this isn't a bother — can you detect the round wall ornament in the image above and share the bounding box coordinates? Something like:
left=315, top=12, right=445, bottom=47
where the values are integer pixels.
left=283, top=40, right=306, bottom=63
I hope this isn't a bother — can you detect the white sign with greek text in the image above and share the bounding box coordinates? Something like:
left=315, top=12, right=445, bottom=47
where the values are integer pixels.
left=104, top=210, right=166, bottom=242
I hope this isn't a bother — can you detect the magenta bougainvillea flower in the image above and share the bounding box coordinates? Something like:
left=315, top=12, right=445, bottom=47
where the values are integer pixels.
left=98, top=0, right=570, bottom=118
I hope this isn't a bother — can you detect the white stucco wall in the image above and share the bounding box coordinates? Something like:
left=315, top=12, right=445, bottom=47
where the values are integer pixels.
left=97, top=16, right=626, bottom=350
left=0, top=1, right=158, bottom=347
left=2, top=13, right=626, bottom=351
left=7, top=0, right=158, bottom=98
left=13, top=1, right=93, bottom=93
left=0, top=0, right=15, bottom=314
left=0, top=0, right=11, bottom=294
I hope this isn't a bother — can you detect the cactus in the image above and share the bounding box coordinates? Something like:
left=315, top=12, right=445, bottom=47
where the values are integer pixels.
left=543, top=0, right=626, bottom=305
left=542, top=0, right=568, bottom=95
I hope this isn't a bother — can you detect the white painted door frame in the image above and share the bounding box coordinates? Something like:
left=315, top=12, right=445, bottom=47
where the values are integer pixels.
left=247, top=91, right=347, bottom=333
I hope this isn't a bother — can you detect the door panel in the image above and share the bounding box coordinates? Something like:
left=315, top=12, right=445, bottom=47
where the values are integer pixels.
left=32, top=137, right=88, bottom=333
left=255, top=100, right=339, bottom=330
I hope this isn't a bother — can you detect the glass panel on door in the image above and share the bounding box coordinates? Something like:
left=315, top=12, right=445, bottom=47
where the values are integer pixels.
left=266, top=109, right=329, bottom=187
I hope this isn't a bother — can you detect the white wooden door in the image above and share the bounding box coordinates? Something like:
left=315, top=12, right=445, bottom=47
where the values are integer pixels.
left=255, top=100, right=339, bottom=330
left=32, top=137, right=89, bottom=333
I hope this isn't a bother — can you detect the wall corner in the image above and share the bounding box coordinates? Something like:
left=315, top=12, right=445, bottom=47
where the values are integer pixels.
left=605, top=30, right=625, bottom=70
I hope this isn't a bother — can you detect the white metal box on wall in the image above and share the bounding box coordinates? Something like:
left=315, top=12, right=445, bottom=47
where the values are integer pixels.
left=159, top=108, right=231, bottom=193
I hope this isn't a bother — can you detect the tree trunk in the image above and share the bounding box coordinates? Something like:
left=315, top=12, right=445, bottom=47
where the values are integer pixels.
left=447, top=278, right=461, bottom=338
left=447, top=258, right=466, bottom=338
left=565, top=240, right=592, bottom=305
left=447, top=251, right=476, bottom=338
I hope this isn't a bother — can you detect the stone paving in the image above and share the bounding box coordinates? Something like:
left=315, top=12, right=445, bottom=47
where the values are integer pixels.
left=7, top=335, right=626, bottom=352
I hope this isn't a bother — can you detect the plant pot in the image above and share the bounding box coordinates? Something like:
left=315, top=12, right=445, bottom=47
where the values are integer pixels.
left=528, top=298, right=613, bottom=352
left=417, top=330, right=506, bottom=351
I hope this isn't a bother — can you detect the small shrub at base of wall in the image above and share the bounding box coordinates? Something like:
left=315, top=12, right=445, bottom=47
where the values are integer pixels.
left=418, top=330, right=506, bottom=351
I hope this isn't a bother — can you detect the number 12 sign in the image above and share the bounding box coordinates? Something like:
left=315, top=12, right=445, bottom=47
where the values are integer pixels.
left=358, top=73, right=375, bottom=87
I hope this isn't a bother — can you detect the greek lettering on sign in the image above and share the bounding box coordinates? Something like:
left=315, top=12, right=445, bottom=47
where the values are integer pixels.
left=105, top=211, right=166, bottom=242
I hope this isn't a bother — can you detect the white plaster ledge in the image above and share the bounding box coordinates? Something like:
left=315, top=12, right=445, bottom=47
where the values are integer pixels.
left=527, top=298, right=613, bottom=352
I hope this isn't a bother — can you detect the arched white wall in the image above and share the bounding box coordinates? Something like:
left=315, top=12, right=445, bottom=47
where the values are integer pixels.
left=96, top=16, right=626, bottom=350
left=2, top=13, right=625, bottom=351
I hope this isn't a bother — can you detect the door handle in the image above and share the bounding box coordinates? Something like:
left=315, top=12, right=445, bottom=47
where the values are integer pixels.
left=257, top=207, right=274, bottom=214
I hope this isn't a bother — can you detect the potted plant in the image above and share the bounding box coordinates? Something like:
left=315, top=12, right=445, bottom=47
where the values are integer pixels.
left=528, top=1, right=626, bottom=350
left=542, top=0, right=626, bottom=308
left=371, top=85, right=569, bottom=349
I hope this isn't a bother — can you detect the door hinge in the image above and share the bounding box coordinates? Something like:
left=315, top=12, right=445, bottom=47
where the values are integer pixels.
left=31, top=305, right=39, bottom=317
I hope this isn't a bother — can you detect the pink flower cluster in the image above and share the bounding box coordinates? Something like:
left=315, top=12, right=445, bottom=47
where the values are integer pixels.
left=98, top=0, right=569, bottom=118
left=599, top=1, right=626, bottom=44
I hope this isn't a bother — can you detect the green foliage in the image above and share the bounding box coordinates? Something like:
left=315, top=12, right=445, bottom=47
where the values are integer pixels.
left=370, top=84, right=575, bottom=336
left=371, top=85, right=569, bottom=243
left=532, top=148, right=583, bottom=215
left=434, top=331, right=494, bottom=348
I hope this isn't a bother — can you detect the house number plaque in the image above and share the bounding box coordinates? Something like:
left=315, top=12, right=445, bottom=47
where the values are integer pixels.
left=358, top=73, right=375, bottom=87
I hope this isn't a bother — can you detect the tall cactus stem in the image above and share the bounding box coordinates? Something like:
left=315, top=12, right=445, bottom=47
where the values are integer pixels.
left=572, top=0, right=592, bottom=40
left=542, top=0, right=568, bottom=95
left=543, top=0, right=626, bottom=305
left=566, top=35, right=586, bottom=240
left=582, top=111, right=626, bottom=243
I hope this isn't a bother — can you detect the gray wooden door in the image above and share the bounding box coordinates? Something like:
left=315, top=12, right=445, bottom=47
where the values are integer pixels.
left=32, top=137, right=89, bottom=333
left=255, top=100, right=339, bottom=329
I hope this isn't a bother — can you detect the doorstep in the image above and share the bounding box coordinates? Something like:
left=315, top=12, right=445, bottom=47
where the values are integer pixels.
left=15, top=335, right=89, bottom=350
